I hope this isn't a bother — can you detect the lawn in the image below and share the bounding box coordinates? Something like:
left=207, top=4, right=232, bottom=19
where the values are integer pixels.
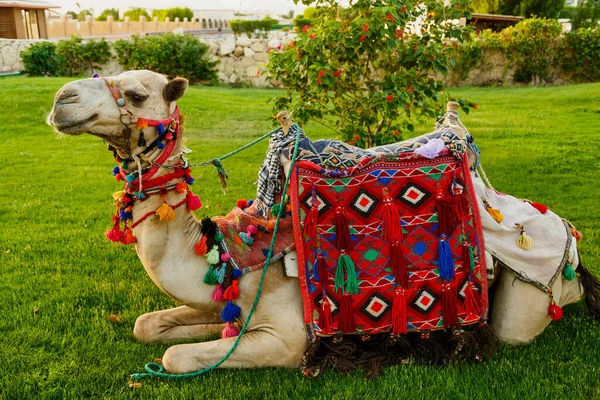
left=0, top=77, right=599, bottom=399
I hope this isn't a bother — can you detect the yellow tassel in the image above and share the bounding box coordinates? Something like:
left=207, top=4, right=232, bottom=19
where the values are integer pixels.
left=112, top=191, right=125, bottom=201
left=156, top=202, right=175, bottom=221
left=515, top=223, right=534, bottom=250
left=482, top=198, right=503, bottom=223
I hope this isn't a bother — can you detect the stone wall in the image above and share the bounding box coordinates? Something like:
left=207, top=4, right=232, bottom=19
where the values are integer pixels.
left=0, top=35, right=574, bottom=87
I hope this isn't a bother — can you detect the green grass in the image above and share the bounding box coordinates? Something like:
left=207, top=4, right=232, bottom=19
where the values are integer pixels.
left=1, top=77, right=599, bottom=399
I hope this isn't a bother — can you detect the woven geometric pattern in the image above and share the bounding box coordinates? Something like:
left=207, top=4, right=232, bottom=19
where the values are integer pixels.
left=290, top=152, right=488, bottom=340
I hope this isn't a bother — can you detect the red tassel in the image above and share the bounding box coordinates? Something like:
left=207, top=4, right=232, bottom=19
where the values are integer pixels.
left=436, top=190, right=460, bottom=236
left=389, top=243, right=408, bottom=287
left=187, top=192, right=202, bottom=211
left=529, top=201, right=548, bottom=214
left=175, top=181, right=188, bottom=194
left=442, top=283, right=458, bottom=328
left=236, top=199, right=248, bottom=209
left=105, top=223, right=124, bottom=242
left=392, top=288, right=407, bottom=336
left=304, top=207, right=318, bottom=238
left=121, top=227, right=137, bottom=244
left=457, top=194, right=470, bottom=219
left=548, top=300, right=563, bottom=321
left=194, top=236, right=208, bottom=256
left=334, top=206, right=351, bottom=251
left=223, top=280, right=240, bottom=301
left=463, top=281, right=481, bottom=316
left=338, top=294, right=355, bottom=333
left=320, top=295, right=333, bottom=332
left=221, top=321, right=240, bottom=338
left=381, top=188, right=402, bottom=243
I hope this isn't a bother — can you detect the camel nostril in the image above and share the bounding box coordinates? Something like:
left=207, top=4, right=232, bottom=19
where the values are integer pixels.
left=57, top=90, right=80, bottom=104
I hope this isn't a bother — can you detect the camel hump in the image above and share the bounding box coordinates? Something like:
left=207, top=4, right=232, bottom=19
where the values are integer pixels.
left=276, top=111, right=293, bottom=134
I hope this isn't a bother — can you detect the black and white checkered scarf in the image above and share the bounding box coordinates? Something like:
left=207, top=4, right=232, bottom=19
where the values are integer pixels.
left=254, top=124, right=305, bottom=216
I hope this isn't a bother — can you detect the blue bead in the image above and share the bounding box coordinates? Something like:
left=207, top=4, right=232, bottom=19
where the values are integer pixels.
left=247, top=200, right=254, bottom=206
left=126, top=174, right=135, bottom=182
left=232, top=269, right=243, bottom=279
left=112, top=166, right=120, bottom=175
left=117, top=98, right=125, bottom=107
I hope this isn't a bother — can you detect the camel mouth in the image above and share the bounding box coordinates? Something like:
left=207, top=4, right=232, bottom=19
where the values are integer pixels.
left=51, top=113, right=99, bottom=134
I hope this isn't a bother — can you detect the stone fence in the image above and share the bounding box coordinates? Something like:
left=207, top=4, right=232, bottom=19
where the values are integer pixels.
left=0, top=35, right=575, bottom=87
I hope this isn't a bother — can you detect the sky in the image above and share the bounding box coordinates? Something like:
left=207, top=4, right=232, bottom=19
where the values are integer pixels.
left=48, top=0, right=307, bottom=15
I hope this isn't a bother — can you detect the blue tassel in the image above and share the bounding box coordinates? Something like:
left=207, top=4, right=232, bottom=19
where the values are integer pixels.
left=112, top=166, right=120, bottom=176
left=119, top=210, right=132, bottom=221
left=215, top=263, right=226, bottom=284
left=186, top=177, right=195, bottom=185
left=232, top=269, right=243, bottom=279
left=247, top=200, right=254, bottom=206
left=239, top=232, right=254, bottom=245
left=438, top=238, right=455, bottom=280
left=221, top=301, right=241, bottom=322
left=157, top=141, right=165, bottom=149
left=312, top=257, right=320, bottom=282
left=157, top=124, right=166, bottom=135
left=126, top=173, right=135, bottom=182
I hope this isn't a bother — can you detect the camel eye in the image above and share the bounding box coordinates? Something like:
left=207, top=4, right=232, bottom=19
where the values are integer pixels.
left=125, top=91, right=149, bottom=105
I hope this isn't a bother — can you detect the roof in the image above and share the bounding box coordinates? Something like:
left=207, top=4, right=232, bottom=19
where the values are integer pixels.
left=468, top=13, right=524, bottom=23
left=0, top=1, right=60, bottom=9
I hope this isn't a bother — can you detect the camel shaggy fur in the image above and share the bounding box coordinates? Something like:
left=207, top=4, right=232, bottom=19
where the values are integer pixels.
left=48, top=70, right=595, bottom=374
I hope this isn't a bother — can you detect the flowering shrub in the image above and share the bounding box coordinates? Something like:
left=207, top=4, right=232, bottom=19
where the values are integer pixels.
left=268, top=0, right=474, bottom=147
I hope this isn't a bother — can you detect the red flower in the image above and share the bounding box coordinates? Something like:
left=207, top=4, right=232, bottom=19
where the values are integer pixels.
left=310, top=34, right=316, bottom=40
left=430, top=55, right=435, bottom=61
left=476, top=28, right=481, bottom=35
left=406, top=85, right=413, bottom=92
left=402, top=5, right=407, bottom=12
left=266, top=47, right=270, bottom=53
left=395, top=29, right=403, bottom=38
left=290, top=41, right=296, bottom=47
left=297, top=54, right=302, bottom=59
left=452, top=43, right=458, bottom=48
left=333, top=70, right=343, bottom=77
left=302, top=25, right=311, bottom=32
left=353, top=135, right=360, bottom=141
left=393, top=130, right=401, bottom=137
left=385, top=13, right=395, bottom=23
left=363, top=24, right=369, bottom=33
left=360, top=35, right=367, bottom=41
left=386, top=94, right=394, bottom=102
left=317, top=79, right=321, bottom=84
left=349, top=140, right=355, bottom=145
left=473, top=104, right=479, bottom=110
left=406, top=103, right=411, bottom=109
left=318, top=70, right=324, bottom=77
left=277, top=45, right=282, bottom=50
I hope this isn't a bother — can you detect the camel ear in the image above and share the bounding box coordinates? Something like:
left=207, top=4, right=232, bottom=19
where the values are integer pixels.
left=163, top=77, right=188, bottom=102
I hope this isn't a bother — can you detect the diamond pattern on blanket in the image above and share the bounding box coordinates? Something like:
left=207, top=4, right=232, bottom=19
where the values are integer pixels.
left=360, top=292, right=393, bottom=322
left=410, top=286, right=439, bottom=314
left=349, top=188, right=380, bottom=219
left=397, top=182, right=432, bottom=209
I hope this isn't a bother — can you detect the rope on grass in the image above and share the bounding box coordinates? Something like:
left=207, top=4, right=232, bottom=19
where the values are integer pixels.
left=130, top=124, right=302, bottom=381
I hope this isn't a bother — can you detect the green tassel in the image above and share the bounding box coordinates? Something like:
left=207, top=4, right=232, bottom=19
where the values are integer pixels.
left=334, top=253, right=359, bottom=294
left=563, top=263, right=576, bottom=281
left=121, top=161, right=128, bottom=169
left=210, top=158, right=229, bottom=193
left=206, top=245, right=220, bottom=265
left=271, top=204, right=282, bottom=217
left=468, top=246, right=475, bottom=272
left=204, top=265, right=218, bottom=285
left=215, top=233, right=224, bottom=242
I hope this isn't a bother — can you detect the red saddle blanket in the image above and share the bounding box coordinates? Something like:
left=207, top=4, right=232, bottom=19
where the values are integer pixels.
left=290, top=153, right=488, bottom=341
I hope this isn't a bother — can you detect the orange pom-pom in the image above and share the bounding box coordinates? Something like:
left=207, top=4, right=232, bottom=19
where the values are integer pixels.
left=175, top=181, right=188, bottom=194
left=155, top=202, right=175, bottom=221
left=194, top=236, right=208, bottom=256
left=121, top=227, right=137, bottom=244
left=236, top=199, right=248, bottom=209
left=223, top=280, right=240, bottom=300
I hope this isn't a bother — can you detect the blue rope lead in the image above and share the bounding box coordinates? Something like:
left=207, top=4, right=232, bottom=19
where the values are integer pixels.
left=131, top=125, right=302, bottom=380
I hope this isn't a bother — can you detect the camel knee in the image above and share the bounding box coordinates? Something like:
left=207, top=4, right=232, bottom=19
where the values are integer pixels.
left=133, top=313, right=163, bottom=343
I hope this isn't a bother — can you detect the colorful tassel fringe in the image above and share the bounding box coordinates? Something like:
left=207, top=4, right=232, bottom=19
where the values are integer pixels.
left=221, top=301, right=241, bottom=322
left=389, top=243, right=408, bottom=287
left=334, top=253, right=359, bottom=294
left=338, top=294, right=355, bottom=333
left=222, top=321, right=240, bottom=338
left=155, top=202, right=175, bottom=221
left=563, top=263, right=576, bottom=281
left=515, top=223, right=534, bottom=250
left=320, top=295, right=332, bottom=331
left=436, top=190, right=461, bottom=235
left=212, top=284, right=225, bottom=302
left=438, top=238, right=455, bottom=281
left=482, top=198, right=503, bottom=223
left=206, top=246, right=220, bottom=265
left=186, top=192, right=202, bottom=211
left=463, top=281, right=481, bottom=316
left=441, top=283, right=458, bottom=328
left=194, top=236, right=208, bottom=256
left=392, top=288, right=407, bottom=336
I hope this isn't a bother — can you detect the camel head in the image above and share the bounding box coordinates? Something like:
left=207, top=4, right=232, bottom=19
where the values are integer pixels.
left=47, top=70, right=188, bottom=159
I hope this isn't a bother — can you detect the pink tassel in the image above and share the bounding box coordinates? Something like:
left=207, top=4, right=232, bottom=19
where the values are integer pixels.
left=392, top=288, right=407, bottom=336
left=187, top=192, right=202, bottom=211
left=221, top=321, right=240, bottom=338
left=212, top=284, right=225, bottom=302
left=442, top=283, right=458, bottom=328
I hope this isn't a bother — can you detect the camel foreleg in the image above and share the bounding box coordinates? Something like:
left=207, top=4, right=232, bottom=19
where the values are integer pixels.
left=134, top=305, right=224, bottom=343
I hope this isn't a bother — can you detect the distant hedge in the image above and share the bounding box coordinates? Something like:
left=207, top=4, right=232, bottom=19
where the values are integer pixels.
left=20, top=34, right=218, bottom=84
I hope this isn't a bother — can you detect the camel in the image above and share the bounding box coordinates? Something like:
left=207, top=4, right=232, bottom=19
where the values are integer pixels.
left=47, top=70, right=599, bottom=374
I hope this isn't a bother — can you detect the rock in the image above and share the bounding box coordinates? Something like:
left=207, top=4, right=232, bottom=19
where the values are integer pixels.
left=250, top=41, right=265, bottom=52
left=219, top=37, right=236, bottom=56
left=221, top=57, right=234, bottom=76
left=12, top=61, right=23, bottom=71
left=2, top=46, right=18, bottom=68
left=243, top=47, right=255, bottom=57
left=233, top=59, right=245, bottom=77
left=246, top=66, right=261, bottom=79
left=233, top=46, right=244, bottom=57
left=217, top=71, right=228, bottom=82
left=268, top=39, right=281, bottom=50
left=253, top=52, right=269, bottom=62
left=1, top=66, right=11, bottom=72
left=207, top=41, right=219, bottom=55
left=241, top=56, right=255, bottom=68
left=236, top=36, right=252, bottom=47
left=228, top=73, right=238, bottom=83
left=270, top=78, right=283, bottom=87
